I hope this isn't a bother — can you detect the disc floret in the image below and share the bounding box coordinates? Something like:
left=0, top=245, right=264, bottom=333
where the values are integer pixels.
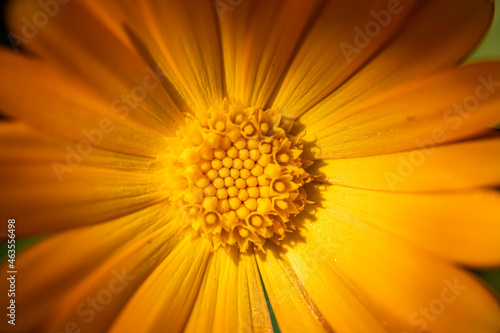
left=163, top=99, right=312, bottom=252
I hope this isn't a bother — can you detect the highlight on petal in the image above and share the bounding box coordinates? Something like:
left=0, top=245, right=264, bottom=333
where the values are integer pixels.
left=256, top=248, right=334, bottom=333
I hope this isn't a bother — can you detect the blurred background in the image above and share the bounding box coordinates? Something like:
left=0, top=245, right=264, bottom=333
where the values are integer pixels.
left=0, top=0, right=499, bottom=318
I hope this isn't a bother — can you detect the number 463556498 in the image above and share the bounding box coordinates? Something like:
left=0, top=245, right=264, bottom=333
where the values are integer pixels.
left=7, top=219, right=16, bottom=269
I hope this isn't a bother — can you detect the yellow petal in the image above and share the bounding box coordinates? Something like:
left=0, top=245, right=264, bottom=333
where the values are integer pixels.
left=109, top=237, right=211, bottom=333
left=274, top=0, right=416, bottom=117
left=0, top=123, right=167, bottom=235
left=256, top=248, right=334, bottom=333
left=285, top=183, right=500, bottom=332
left=303, top=63, right=500, bottom=158
left=262, top=241, right=389, bottom=332
left=0, top=48, right=176, bottom=156
left=5, top=1, right=184, bottom=136
left=296, top=0, right=493, bottom=121
left=219, top=0, right=321, bottom=108
left=0, top=202, right=181, bottom=333
left=136, top=0, right=223, bottom=110
left=0, top=122, right=164, bottom=171
left=314, top=135, right=500, bottom=191
left=312, top=184, right=500, bottom=266
left=184, top=248, right=273, bottom=333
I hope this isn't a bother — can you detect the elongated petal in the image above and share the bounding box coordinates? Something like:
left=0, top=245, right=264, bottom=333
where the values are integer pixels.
left=297, top=0, right=493, bottom=121
left=219, top=0, right=321, bottom=108
left=285, top=184, right=500, bottom=332
left=5, top=1, right=184, bottom=135
left=0, top=202, right=181, bottom=333
left=263, top=242, right=390, bottom=332
left=315, top=184, right=500, bottom=266
left=0, top=122, right=164, bottom=172
left=184, top=248, right=273, bottom=333
left=0, top=49, right=174, bottom=156
left=136, top=0, right=223, bottom=110
left=274, top=0, right=416, bottom=117
left=0, top=122, right=168, bottom=235
left=256, top=249, right=334, bottom=333
left=315, top=135, right=500, bottom=191
left=109, top=237, right=211, bottom=333
left=76, top=1, right=142, bottom=50
left=304, top=63, right=500, bottom=158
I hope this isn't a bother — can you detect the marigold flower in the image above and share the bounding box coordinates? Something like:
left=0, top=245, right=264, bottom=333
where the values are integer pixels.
left=1, top=0, right=500, bottom=332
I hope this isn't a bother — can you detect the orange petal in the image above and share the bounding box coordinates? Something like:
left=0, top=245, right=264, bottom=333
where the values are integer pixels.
left=0, top=125, right=169, bottom=235
left=310, top=184, right=500, bottom=267
left=261, top=242, right=390, bottom=332
left=109, top=237, right=211, bottom=333
left=0, top=122, right=164, bottom=171
left=296, top=0, right=493, bottom=121
left=76, top=1, right=142, bottom=50
left=5, top=1, right=184, bottom=135
left=0, top=202, right=180, bottom=333
left=315, top=135, right=500, bottom=191
left=273, top=0, right=416, bottom=117
left=256, top=248, right=334, bottom=333
left=1, top=164, right=168, bottom=235
left=0, top=49, right=176, bottom=156
left=184, top=248, right=273, bottom=333
left=285, top=184, right=500, bottom=332
left=136, top=0, right=224, bottom=110
left=303, top=63, right=500, bottom=158
left=218, top=0, right=322, bottom=108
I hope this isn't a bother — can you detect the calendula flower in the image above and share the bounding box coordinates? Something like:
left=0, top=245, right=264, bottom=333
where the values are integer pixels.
left=2, top=0, right=500, bottom=332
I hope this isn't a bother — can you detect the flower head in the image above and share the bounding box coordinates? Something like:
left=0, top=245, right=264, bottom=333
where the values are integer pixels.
left=1, top=0, right=500, bottom=332
left=164, top=100, right=312, bottom=252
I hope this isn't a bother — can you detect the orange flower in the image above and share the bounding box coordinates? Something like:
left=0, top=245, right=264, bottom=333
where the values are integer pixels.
left=1, top=0, right=500, bottom=332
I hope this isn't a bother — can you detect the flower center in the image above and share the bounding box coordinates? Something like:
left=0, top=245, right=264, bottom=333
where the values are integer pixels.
left=163, top=99, right=312, bottom=252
